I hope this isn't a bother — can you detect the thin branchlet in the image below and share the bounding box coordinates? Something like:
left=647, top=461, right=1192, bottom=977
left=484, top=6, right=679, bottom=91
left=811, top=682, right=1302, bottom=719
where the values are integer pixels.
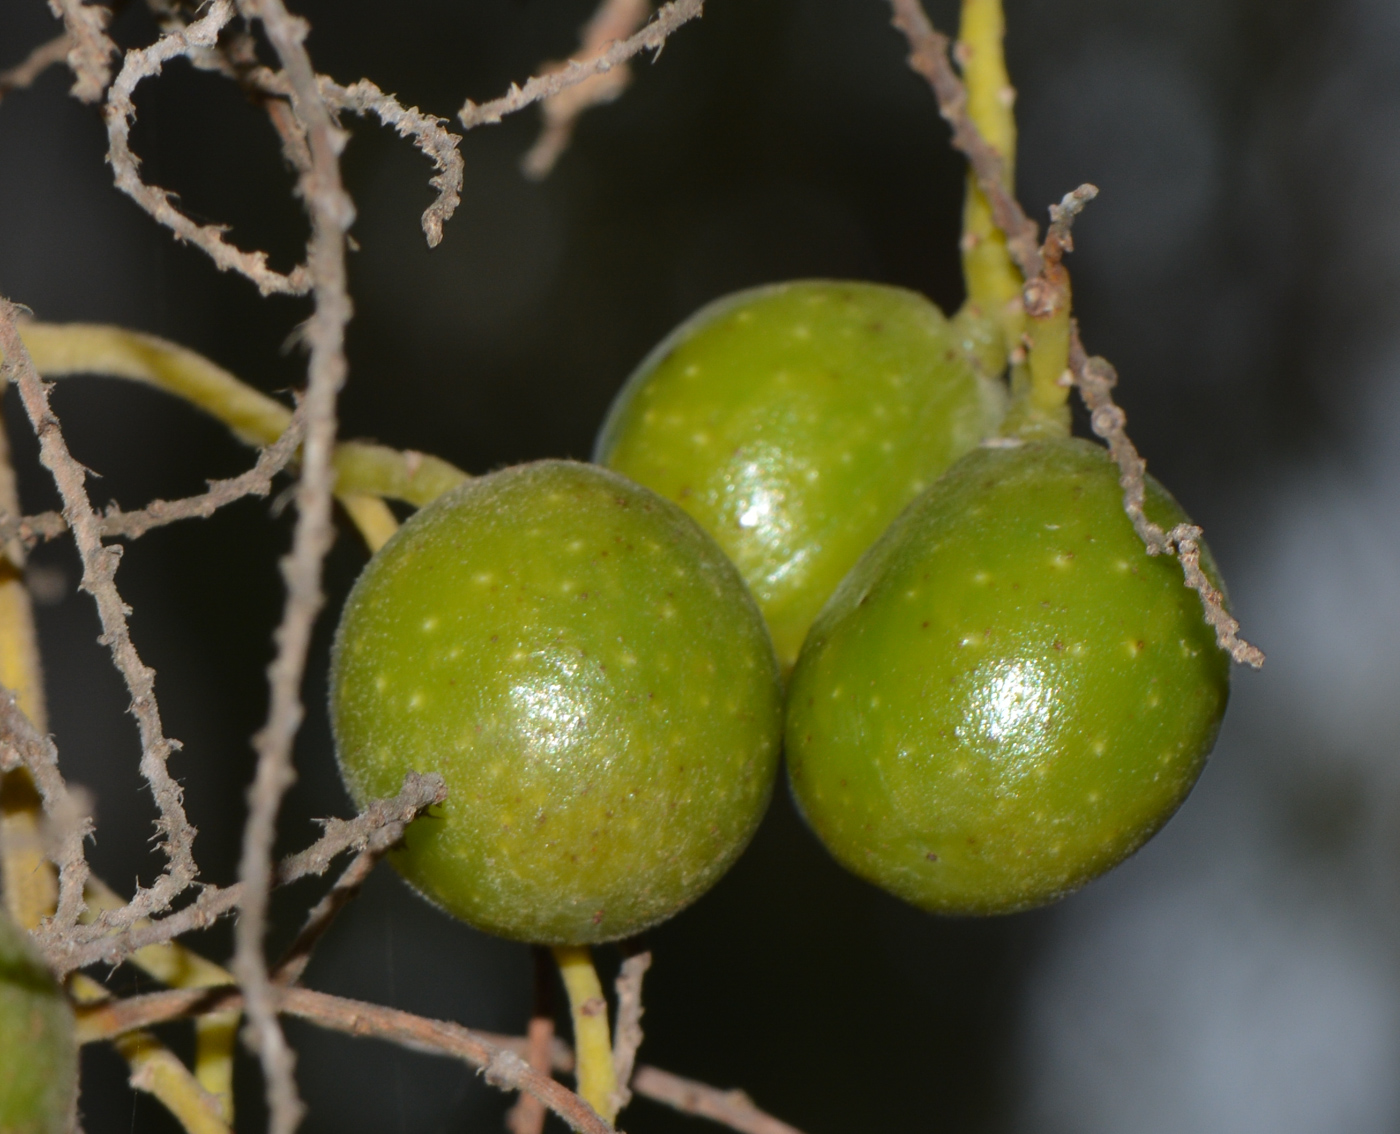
left=0, top=33, right=72, bottom=104
left=0, top=299, right=201, bottom=941
left=227, top=3, right=356, bottom=1127
left=80, top=985, right=813, bottom=1134
left=0, top=411, right=305, bottom=548
left=42, top=772, right=445, bottom=975
left=460, top=0, right=703, bottom=130
left=521, top=0, right=651, bottom=180
left=610, top=950, right=651, bottom=1112
left=1068, top=325, right=1265, bottom=668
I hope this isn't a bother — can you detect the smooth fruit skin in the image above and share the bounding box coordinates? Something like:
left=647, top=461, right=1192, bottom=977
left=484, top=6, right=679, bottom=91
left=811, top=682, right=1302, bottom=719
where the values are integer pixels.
left=786, top=439, right=1230, bottom=915
left=331, top=460, right=783, bottom=944
left=595, top=281, right=1002, bottom=669
left=0, top=908, right=76, bottom=1134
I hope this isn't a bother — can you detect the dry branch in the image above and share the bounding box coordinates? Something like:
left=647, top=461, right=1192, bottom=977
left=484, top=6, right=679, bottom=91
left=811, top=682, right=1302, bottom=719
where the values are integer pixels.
left=611, top=950, right=652, bottom=1112
left=0, top=33, right=72, bottom=103
left=460, top=0, right=702, bottom=130
left=80, top=985, right=811, bottom=1134
left=324, top=78, right=463, bottom=247
left=521, top=0, right=652, bottom=179
left=630, top=1067, right=806, bottom=1134
left=103, top=0, right=313, bottom=296
left=1067, top=325, right=1264, bottom=668
left=223, top=0, right=359, bottom=1126
left=44, top=772, right=445, bottom=975
left=507, top=947, right=558, bottom=1134
left=0, top=688, right=90, bottom=932
left=0, top=410, right=305, bottom=548
left=0, top=299, right=201, bottom=941
left=48, top=0, right=115, bottom=103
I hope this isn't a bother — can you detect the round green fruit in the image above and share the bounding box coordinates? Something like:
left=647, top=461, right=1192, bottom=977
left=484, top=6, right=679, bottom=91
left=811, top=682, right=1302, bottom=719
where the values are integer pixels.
left=330, top=460, right=783, bottom=944
left=786, top=438, right=1230, bottom=915
left=595, top=281, right=1002, bottom=669
left=0, top=908, right=76, bottom=1134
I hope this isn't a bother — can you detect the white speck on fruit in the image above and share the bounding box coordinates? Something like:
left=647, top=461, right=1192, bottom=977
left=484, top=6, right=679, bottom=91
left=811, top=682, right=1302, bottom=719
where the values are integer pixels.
left=474, top=572, right=494, bottom=585
left=421, top=616, right=439, bottom=632
left=1092, top=739, right=1106, bottom=755
left=567, top=539, right=584, bottom=553
left=973, top=572, right=990, bottom=585
left=691, top=432, right=710, bottom=446
left=791, top=324, right=811, bottom=339
left=684, top=364, right=700, bottom=377
left=1051, top=553, right=1074, bottom=569
left=374, top=674, right=388, bottom=693
left=409, top=691, right=425, bottom=710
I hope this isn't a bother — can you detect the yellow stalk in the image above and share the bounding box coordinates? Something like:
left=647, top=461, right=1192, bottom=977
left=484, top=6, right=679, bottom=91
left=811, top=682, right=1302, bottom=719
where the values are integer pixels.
left=72, top=973, right=232, bottom=1134
left=553, top=945, right=618, bottom=1123
left=957, top=0, right=1022, bottom=349
left=83, top=878, right=240, bottom=1121
left=13, top=322, right=470, bottom=544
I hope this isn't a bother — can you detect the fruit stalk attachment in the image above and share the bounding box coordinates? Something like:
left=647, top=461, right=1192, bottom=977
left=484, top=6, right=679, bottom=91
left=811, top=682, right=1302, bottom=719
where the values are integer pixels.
left=553, top=945, right=620, bottom=1123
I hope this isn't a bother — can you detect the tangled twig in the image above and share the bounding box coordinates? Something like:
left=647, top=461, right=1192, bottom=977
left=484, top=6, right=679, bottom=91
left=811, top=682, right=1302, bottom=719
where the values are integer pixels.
left=0, top=409, right=306, bottom=548
left=0, top=298, right=201, bottom=937
left=103, top=0, right=313, bottom=296
left=0, top=689, right=90, bottom=933
left=42, top=771, right=446, bottom=975
left=1068, top=325, right=1264, bottom=668
left=460, top=0, right=703, bottom=129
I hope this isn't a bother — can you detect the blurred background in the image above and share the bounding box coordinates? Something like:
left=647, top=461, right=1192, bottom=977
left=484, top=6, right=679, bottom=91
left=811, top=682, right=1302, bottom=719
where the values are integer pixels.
left=1, top=0, right=1397, bottom=1129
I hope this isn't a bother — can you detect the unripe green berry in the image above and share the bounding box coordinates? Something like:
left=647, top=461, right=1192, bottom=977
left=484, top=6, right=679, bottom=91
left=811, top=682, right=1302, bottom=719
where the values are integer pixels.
left=331, top=460, right=783, bottom=944
left=596, top=281, right=1002, bottom=669
left=0, top=907, right=76, bottom=1134
left=786, top=439, right=1230, bottom=914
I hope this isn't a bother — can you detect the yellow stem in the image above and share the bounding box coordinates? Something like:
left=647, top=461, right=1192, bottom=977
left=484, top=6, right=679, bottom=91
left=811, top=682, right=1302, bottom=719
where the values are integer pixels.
left=957, top=0, right=1022, bottom=343
left=13, top=323, right=473, bottom=545
left=0, top=395, right=55, bottom=932
left=83, top=877, right=239, bottom=1121
left=71, top=973, right=232, bottom=1134
left=553, top=945, right=618, bottom=1123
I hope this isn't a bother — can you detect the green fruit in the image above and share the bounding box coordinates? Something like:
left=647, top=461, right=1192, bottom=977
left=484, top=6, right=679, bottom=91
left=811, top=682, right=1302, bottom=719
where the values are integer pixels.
left=0, top=908, right=76, bottom=1134
left=786, top=438, right=1230, bottom=915
left=330, top=460, right=783, bottom=944
left=596, top=281, right=1002, bottom=669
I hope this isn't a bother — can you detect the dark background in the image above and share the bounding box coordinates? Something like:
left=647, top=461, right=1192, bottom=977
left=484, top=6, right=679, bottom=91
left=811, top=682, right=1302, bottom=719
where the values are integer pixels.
left=2, top=0, right=1399, bottom=1131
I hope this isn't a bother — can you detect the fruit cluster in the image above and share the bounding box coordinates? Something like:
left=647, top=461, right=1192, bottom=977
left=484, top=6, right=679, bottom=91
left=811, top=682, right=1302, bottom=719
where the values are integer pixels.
left=331, top=280, right=1231, bottom=943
